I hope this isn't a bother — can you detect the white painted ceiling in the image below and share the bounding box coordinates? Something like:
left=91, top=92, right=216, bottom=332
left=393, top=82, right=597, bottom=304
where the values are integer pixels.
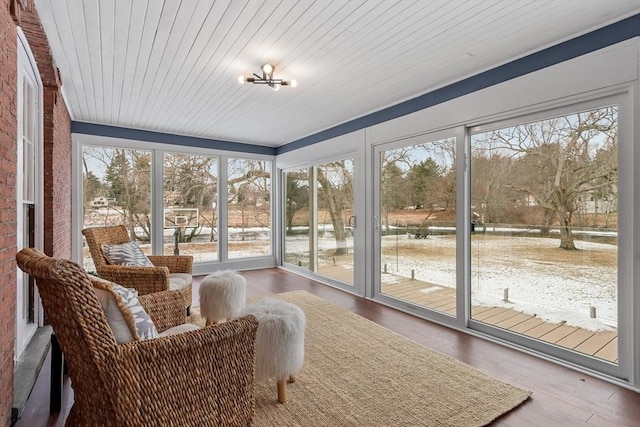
left=34, top=0, right=640, bottom=147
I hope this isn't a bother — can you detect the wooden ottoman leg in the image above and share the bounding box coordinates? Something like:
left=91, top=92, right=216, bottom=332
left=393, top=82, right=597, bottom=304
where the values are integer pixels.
left=277, top=378, right=288, bottom=403
left=289, top=375, right=296, bottom=383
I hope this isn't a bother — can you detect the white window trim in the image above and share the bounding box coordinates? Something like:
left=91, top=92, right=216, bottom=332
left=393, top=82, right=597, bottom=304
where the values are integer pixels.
left=15, top=27, right=44, bottom=359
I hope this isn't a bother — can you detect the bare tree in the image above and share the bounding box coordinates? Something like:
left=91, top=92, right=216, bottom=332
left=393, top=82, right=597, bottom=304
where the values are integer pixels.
left=83, top=147, right=152, bottom=240
left=163, top=153, right=217, bottom=242
left=227, top=159, right=271, bottom=240
left=380, top=149, right=413, bottom=233
left=316, top=161, right=353, bottom=256
left=476, top=106, right=617, bottom=249
left=285, top=170, right=309, bottom=234
left=470, top=152, right=516, bottom=224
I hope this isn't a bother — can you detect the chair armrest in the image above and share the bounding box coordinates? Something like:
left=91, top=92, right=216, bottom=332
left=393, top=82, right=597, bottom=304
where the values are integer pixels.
left=138, top=290, right=186, bottom=332
left=97, top=265, right=170, bottom=295
left=147, top=255, right=193, bottom=274
left=107, top=315, right=258, bottom=425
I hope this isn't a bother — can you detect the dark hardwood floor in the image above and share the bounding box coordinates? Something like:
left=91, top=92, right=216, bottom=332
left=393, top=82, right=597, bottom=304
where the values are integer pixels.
left=15, top=268, right=640, bottom=426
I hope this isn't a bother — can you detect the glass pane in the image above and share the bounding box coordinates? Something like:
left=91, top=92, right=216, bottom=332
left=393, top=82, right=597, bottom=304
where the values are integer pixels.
left=316, top=160, right=354, bottom=285
left=379, top=138, right=457, bottom=315
left=81, top=146, right=152, bottom=272
left=22, top=139, right=34, bottom=201
left=284, top=168, right=310, bottom=267
left=470, top=106, right=618, bottom=363
left=227, top=158, right=271, bottom=258
left=22, top=79, right=36, bottom=202
left=22, top=80, right=31, bottom=137
left=163, top=153, right=218, bottom=262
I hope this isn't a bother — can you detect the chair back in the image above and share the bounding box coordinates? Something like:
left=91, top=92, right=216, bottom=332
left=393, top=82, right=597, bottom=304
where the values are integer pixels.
left=16, top=248, right=118, bottom=418
left=82, top=225, right=131, bottom=270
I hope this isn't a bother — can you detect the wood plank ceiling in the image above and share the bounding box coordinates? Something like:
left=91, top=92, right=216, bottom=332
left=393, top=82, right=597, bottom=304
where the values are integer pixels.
left=34, top=0, right=640, bottom=147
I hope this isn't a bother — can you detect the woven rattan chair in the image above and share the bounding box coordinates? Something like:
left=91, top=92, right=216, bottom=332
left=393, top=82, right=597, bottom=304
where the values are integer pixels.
left=16, top=247, right=258, bottom=426
left=82, top=225, right=193, bottom=313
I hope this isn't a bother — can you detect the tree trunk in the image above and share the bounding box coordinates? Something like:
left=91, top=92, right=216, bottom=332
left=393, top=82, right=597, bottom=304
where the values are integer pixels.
left=324, top=193, right=347, bottom=255
left=332, top=216, right=348, bottom=255
left=383, top=210, right=389, bottom=234
left=539, top=209, right=553, bottom=237
left=286, top=204, right=296, bottom=234
left=557, top=213, right=577, bottom=250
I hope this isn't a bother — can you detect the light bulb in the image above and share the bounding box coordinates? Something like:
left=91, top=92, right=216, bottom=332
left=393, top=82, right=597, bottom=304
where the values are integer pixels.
left=290, top=79, right=298, bottom=88
left=272, top=84, right=280, bottom=91
left=262, top=64, right=273, bottom=74
left=238, top=75, right=246, bottom=84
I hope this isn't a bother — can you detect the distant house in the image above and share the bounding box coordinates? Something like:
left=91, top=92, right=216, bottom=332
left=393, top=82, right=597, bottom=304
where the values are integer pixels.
left=89, top=197, right=116, bottom=208
left=578, top=194, right=617, bottom=215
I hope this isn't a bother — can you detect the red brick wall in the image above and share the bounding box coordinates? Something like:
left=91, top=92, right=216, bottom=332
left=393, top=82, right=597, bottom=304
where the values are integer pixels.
left=0, top=0, right=72, bottom=424
left=18, top=1, right=71, bottom=258
left=0, top=0, right=18, bottom=423
left=44, top=88, right=71, bottom=257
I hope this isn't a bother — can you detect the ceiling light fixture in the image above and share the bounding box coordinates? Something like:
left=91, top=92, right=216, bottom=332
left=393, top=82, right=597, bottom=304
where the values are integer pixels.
left=238, top=64, right=297, bottom=91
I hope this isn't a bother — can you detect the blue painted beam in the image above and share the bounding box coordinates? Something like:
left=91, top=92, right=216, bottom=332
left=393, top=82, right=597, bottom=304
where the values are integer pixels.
left=71, top=122, right=277, bottom=156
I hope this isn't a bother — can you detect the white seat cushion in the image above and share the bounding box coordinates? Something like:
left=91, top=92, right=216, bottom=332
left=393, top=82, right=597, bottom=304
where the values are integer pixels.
left=158, top=323, right=200, bottom=337
left=169, top=273, right=192, bottom=291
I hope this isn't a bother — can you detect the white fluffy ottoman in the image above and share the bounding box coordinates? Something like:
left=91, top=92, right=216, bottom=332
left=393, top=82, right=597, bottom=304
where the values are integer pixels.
left=242, top=298, right=306, bottom=403
left=199, top=270, right=246, bottom=325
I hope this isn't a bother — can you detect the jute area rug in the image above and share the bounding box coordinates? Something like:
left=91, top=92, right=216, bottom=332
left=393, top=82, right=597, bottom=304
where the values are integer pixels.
left=191, top=290, right=531, bottom=427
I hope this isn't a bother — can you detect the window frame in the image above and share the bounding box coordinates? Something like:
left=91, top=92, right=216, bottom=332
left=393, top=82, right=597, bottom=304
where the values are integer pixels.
left=364, top=88, right=633, bottom=382
left=465, top=90, right=632, bottom=380
left=280, top=152, right=359, bottom=292
left=15, top=27, right=45, bottom=359
left=72, top=134, right=276, bottom=275
left=371, top=127, right=466, bottom=327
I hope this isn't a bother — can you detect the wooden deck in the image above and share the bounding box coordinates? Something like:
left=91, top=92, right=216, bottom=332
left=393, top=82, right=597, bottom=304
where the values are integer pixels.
left=317, top=265, right=618, bottom=363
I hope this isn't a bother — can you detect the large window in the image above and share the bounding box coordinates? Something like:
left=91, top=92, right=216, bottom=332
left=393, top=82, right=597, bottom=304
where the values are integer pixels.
left=163, top=152, right=218, bottom=261
left=227, top=158, right=272, bottom=258
left=78, top=142, right=273, bottom=270
left=81, top=146, right=152, bottom=271
left=470, top=105, right=619, bottom=363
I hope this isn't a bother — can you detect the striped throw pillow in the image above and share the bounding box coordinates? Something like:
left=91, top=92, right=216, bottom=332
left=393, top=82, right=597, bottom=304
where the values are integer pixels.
left=102, top=241, right=153, bottom=267
left=91, top=276, right=159, bottom=342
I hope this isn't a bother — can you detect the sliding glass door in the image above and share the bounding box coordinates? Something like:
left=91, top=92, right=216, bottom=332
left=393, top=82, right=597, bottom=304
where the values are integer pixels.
left=469, top=104, right=619, bottom=365
left=370, top=95, right=627, bottom=379
left=284, top=159, right=355, bottom=287
left=375, top=132, right=458, bottom=317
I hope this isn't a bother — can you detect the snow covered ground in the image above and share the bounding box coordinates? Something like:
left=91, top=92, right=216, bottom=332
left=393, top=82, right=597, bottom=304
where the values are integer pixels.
left=380, top=233, right=616, bottom=331
left=83, top=224, right=617, bottom=332
left=285, top=230, right=617, bottom=332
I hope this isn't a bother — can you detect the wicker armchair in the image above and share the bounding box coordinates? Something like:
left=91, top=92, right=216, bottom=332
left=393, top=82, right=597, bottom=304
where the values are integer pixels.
left=16, top=247, right=258, bottom=426
left=82, top=225, right=193, bottom=312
